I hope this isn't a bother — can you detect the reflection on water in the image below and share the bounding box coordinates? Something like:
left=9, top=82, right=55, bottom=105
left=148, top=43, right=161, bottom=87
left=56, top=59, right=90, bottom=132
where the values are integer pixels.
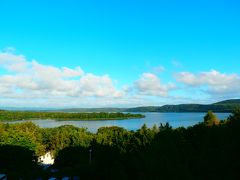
left=7, top=112, right=230, bottom=133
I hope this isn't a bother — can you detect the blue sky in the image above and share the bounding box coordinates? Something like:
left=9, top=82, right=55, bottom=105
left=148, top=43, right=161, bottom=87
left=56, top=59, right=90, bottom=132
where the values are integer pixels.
left=0, top=0, right=240, bottom=107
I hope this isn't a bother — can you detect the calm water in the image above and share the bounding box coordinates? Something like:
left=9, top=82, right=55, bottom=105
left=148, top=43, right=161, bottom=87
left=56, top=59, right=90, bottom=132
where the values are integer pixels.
left=6, top=112, right=230, bottom=133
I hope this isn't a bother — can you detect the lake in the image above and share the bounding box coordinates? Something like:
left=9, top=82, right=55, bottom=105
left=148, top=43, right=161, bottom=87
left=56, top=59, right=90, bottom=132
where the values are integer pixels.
left=6, top=112, right=230, bottom=133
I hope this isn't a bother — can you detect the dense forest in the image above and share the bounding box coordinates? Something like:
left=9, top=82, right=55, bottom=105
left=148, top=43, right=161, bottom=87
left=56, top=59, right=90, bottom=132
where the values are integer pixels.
left=0, top=111, right=144, bottom=121
left=126, top=99, right=240, bottom=112
left=0, top=110, right=240, bottom=179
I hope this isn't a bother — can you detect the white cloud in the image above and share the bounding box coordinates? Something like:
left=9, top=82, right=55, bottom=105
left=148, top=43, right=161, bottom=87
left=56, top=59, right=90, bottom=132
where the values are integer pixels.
left=78, top=74, right=123, bottom=97
left=0, top=49, right=180, bottom=107
left=62, top=67, right=84, bottom=78
left=0, top=52, right=29, bottom=72
left=0, top=50, right=122, bottom=102
left=175, top=70, right=240, bottom=96
left=2, top=49, right=239, bottom=107
left=134, top=73, right=175, bottom=97
left=1, top=50, right=175, bottom=107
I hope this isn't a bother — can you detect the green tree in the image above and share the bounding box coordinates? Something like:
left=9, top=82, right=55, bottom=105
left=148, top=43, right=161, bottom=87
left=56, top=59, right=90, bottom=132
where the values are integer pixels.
left=204, top=111, right=220, bottom=126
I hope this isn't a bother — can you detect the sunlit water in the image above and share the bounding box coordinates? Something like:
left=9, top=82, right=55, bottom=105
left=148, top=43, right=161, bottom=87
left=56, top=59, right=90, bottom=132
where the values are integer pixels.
left=6, top=112, right=230, bottom=133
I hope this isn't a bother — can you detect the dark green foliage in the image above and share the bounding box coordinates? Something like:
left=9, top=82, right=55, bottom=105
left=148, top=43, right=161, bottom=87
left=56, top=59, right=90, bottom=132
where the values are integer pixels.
left=54, top=146, right=90, bottom=171
left=42, top=125, right=93, bottom=155
left=0, top=110, right=240, bottom=179
left=213, top=99, right=240, bottom=106
left=0, top=111, right=144, bottom=121
left=53, top=111, right=240, bottom=180
left=227, top=108, right=240, bottom=123
left=0, top=145, right=42, bottom=179
left=126, top=99, right=240, bottom=112
left=0, top=122, right=45, bottom=155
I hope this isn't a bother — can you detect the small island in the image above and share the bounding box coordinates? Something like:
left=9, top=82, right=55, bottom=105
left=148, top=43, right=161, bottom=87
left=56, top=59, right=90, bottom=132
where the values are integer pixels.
left=0, top=110, right=144, bottom=121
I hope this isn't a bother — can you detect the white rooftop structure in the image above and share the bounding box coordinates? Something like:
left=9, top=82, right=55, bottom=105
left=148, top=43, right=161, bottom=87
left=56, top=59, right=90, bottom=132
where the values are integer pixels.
left=38, top=152, right=54, bottom=165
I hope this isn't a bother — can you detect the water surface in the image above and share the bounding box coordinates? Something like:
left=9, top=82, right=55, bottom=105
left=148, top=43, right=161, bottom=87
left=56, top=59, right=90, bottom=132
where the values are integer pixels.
left=7, top=112, right=230, bottom=133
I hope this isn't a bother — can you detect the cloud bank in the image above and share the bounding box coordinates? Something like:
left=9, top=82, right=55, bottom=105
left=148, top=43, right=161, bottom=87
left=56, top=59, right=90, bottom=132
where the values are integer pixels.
left=0, top=49, right=239, bottom=107
left=135, top=73, right=175, bottom=96
left=0, top=51, right=122, bottom=102
left=0, top=50, right=175, bottom=107
left=175, top=70, right=240, bottom=97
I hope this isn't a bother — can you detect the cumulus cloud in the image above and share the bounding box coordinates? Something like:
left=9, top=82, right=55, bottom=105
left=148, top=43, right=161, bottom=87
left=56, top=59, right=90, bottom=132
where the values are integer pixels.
left=135, top=73, right=175, bottom=96
left=78, top=74, right=123, bottom=97
left=0, top=51, right=122, bottom=101
left=62, top=67, right=84, bottom=78
left=1, top=49, right=177, bottom=107
left=0, top=52, right=29, bottom=72
left=2, top=49, right=239, bottom=107
left=175, top=70, right=240, bottom=96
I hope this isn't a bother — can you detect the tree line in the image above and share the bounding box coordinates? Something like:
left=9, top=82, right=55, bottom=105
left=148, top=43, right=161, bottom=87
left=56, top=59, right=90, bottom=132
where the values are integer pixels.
left=0, top=111, right=144, bottom=121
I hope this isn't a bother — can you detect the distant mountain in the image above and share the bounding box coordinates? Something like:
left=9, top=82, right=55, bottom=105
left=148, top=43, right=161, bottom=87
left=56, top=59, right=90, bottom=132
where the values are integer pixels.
left=213, top=99, right=240, bottom=106
left=126, top=99, right=240, bottom=113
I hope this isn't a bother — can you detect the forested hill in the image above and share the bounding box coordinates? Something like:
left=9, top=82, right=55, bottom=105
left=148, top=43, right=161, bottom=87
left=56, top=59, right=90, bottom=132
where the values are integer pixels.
left=126, top=99, right=240, bottom=112
left=213, top=99, right=240, bottom=106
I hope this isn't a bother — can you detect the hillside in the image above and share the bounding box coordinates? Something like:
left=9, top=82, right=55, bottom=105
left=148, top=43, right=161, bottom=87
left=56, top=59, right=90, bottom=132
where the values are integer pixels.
left=126, top=99, right=240, bottom=112
left=213, top=99, right=240, bottom=106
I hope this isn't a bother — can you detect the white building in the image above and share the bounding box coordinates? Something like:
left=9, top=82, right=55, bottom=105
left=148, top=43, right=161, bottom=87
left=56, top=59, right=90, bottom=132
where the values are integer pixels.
left=38, top=152, right=54, bottom=165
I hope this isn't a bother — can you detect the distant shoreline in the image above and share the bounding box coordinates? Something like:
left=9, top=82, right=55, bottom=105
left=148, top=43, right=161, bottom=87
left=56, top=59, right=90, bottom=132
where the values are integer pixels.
left=2, top=117, right=144, bottom=122
left=0, top=111, right=145, bottom=121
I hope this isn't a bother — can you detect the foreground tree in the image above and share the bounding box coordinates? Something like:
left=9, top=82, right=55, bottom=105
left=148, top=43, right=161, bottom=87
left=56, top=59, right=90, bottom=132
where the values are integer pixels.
left=0, top=145, right=41, bottom=179
left=204, top=111, right=220, bottom=126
